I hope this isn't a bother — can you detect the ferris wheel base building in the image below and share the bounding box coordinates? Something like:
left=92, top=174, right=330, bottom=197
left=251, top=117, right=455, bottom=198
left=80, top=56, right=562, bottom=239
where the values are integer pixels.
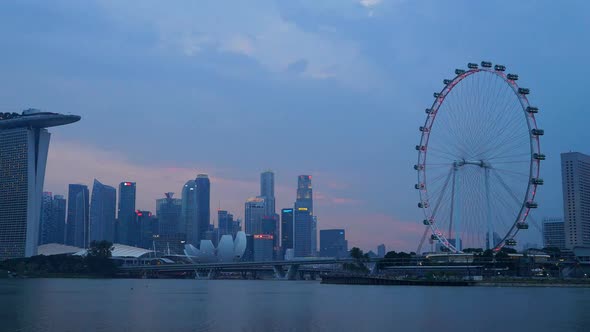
left=0, top=109, right=80, bottom=260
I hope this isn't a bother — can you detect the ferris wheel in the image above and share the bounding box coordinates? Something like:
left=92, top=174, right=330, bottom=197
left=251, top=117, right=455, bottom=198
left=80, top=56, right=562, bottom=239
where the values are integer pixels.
left=415, top=61, right=543, bottom=253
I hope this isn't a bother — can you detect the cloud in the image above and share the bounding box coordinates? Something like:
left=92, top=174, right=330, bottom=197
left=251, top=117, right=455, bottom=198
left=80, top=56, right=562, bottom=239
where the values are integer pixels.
left=359, top=0, right=382, bottom=8
left=43, top=138, right=258, bottom=218
left=286, top=58, right=308, bottom=74
left=96, top=1, right=382, bottom=87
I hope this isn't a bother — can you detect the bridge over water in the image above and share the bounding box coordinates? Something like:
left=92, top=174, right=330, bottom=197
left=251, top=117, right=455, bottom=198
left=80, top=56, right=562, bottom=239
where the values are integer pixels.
left=118, top=258, right=363, bottom=280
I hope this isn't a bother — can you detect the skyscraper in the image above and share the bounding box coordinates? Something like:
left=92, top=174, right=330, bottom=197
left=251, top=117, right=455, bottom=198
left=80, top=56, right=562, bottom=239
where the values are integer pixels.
left=117, top=181, right=136, bottom=245
left=156, top=192, right=183, bottom=254
left=561, top=152, right=590, bottom=248
left=218, top=210, right=234, bottom=236
left=260, top=171, right=275, bottom=216
left=196, top=174, right=211, bottom=242
left=320, top=229, right=348, bottom=258
left=281, top=208, right=294, bottom=258
left=89, top=179, right=116, bottom=243
left=0, top=109, right=79, bottom=259
left=261, top=215, right=279, bottom=259
left=181, top=179, right=197, bottom=244
left=52, top=195, right=66, bottom=244
left=157, top=192, right=182, bottom=236
left=296, top=175, right=313, bottom=211
left=136, top=210, right=154, bottom=249
left=245, top=197, right=266, bottom=235
left=39, top=192, right=54, bottom=245
left=294, top=175, right=314, bottom=257
left=543, top=217, right=566, bottom=250
left=294, top=207, right=312, bottom=257
left=66, top=184, right=89, bottom=248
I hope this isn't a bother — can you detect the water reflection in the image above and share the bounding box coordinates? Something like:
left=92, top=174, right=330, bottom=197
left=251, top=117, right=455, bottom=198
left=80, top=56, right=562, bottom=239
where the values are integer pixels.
left=1, top=279, right=589, bottom=332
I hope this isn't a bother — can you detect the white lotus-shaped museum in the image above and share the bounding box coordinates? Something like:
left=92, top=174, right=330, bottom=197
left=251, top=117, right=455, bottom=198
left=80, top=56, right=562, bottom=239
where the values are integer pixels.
left=184, top=231, right=247, bottom=263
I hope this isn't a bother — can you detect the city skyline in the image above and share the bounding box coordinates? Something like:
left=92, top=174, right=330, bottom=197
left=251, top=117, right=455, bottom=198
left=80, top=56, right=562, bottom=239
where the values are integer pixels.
left=3, top=1, right=590, bottom=252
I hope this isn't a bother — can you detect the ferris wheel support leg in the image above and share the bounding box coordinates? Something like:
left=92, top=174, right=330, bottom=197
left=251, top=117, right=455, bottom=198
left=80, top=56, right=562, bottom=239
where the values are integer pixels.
left=485, top=168, right=494, bottom=250
left=452, top=163, right=461, bottom=252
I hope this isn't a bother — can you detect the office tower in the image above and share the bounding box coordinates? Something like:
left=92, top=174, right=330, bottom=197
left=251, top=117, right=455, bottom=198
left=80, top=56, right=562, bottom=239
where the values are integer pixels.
left=377, top=244, right=386, bottom=258
left=253, top=234, right=274, bottom=262
left=245, top=197, right=266, bottom=234
left=281, top=208, right=294, bottom=258
left=311, top=216, right=318, bottom=257
left=52, top=195, right=66, bottom=244
left=296, top=175, right=313, bottom=211
left=294, top=175, right=314, bottom=257
left=181, top=179, right=197, bottom=243
left=66, top=184, right=89, bottom=248
left=261, top=215, right=279, bottom=259
left=561, top=152, right=590, bottom=248
left=0, top=109, right=80, bottom=259
left=196, top=174, right=211, bottom=242
left=136, top=210, right=155, bottom=249
left=260, top=171, right=276, bottom=216
left=117, top=181, right=136, bottom=245
left=218, top=210, right=234, bottom=236
left=320, top=229, right=348, bottom=258
left=38, top=192, right=54, bottom=245
left=155, top=192, right=184, bottom=253
left=543, top=217, right=566, bottom=250
left=232, top=218, right=242, bottom=236
left=294, top=207, right=312, bottom=257
left=89, top=179, right=116, bottom=243
left=157, top=193, right=182, bottom=235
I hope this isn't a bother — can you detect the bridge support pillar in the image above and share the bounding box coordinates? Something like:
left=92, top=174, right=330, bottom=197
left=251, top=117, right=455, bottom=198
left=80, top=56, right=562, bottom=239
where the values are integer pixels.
left=273, top=265, right=286, bottom=279
left=287, top=264, right=300, bottom=280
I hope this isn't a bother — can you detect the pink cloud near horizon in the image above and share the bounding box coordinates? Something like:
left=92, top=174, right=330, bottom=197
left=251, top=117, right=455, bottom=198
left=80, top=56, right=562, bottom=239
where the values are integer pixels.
left=44, top=138, right=422, bottom=252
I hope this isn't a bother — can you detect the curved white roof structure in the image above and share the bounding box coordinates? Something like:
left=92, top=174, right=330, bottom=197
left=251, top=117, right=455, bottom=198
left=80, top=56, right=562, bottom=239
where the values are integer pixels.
left=37, top=243, right=82, bottom=256
left=75, top=243, right=154, bottom=258
left=184, top=231, right=247, bottom=263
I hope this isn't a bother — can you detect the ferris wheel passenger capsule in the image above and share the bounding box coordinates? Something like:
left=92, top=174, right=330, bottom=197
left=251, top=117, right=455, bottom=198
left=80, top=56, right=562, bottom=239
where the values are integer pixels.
left=505, top=239, right=517, bottom=246
left=455, top=69, right=466, bottom=75
left=533, top=153, right=546, bottom=160
left=494, top=64, right=506, bottom=71
left=414, top=164, right=424, bottom=170
left=467, top=63, right=478, bottom=69
left=443, top=79, right=452, bottom=85
left=526, top=106, right=538, bottom=114
left=507, top=73, right=519, bottom=80
left=531, top=178, right=544, bottom=185
left=525, top=201, right=538, bottom=208
left=518, top=87, right=530, bottom=95
left=481, top=61, right=492, bottom=68
left=418, top=201, right=429, bottom=208
left=434, top=92, right=441, bottom=98
left=516, top=222, right=529, bottom=230
left=531, top=129, right=544, bottom=136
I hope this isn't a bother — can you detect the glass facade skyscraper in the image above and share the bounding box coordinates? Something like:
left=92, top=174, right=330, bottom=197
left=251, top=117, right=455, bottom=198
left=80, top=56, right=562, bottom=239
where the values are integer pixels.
left=117, top=181, right=136, bottom=245
left=66, top=184, right=89, bottom=248
left=245, top=197, right=266, bottom=235
left=196, top=174, right=211, bottom=242
left=260, top=171, right=275, bottom=217
left=281, top=208, right=294, bottom=258
left=561, top=152, right=590, bottom=248
left=89, top=179, right=116, bottom=243
left=294, top=175, right=314, bottom=257
left=181, top=179, right=197, bottom=244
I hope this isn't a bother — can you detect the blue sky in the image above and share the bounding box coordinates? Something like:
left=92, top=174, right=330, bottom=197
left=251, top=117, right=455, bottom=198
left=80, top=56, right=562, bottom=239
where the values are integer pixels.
left=1, top=0, right=589, bottom=251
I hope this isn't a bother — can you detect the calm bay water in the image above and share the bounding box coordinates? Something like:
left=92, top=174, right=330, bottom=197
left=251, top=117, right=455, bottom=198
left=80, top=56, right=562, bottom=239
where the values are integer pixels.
left=1, top=278, right=589, bottom=332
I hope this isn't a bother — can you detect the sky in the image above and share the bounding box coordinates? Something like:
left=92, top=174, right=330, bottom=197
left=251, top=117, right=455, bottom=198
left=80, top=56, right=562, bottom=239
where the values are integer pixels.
left=1, top=0, right=589, bottom=252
